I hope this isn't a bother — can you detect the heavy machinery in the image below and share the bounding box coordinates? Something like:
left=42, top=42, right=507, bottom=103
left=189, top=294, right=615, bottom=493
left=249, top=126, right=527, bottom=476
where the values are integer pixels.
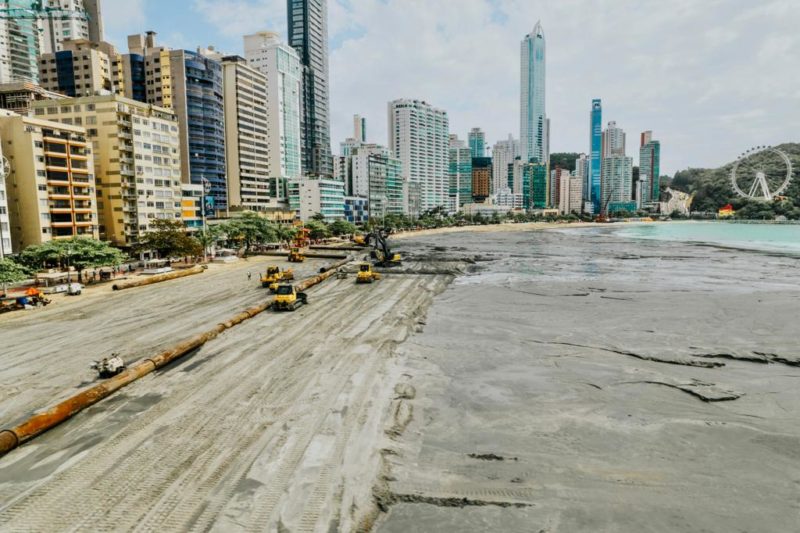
left=352, top=234, right=367, bottom=247
left=91, top=354, right=126, bottom=378
left=272, top=284, right=308, bottom=312
left=366, top=229, right=402, bottom=267
left=288, top=247, right=306, bottom=263
left=356, top=262, right=382, bottom=284
left=261, top=266, right=294, bottom=289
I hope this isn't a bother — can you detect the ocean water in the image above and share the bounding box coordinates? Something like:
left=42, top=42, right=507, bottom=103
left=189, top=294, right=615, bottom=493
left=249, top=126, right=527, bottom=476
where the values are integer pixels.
left=611, top=222, right=800, bottom=254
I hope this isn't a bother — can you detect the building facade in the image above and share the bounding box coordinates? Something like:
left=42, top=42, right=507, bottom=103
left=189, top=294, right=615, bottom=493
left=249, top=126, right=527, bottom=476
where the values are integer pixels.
left=468, top=127, right=485, bottom=158
left=170, top=49, right=226, bottom=215
left=601, top=154, right=634, bottom=214
left=220, top=55, right=272, bottom=212
left=0, top=0, right=42, bottom=83
left=288, top=176, right=344, bottom=222
left=588, top=98, right=602, bottom=212
left=448, top=135, right=471, bottom=210
left=558, top=172, right=583, bottom=215
left=471, top=156, right=492, bottom=201
left=33, top=95, right=183, bottom=247
left=0, top=110, right=98, bottom=251
left=287, top=0, right=333, bottom=177
left=0, top=81, right=65, bottom=115
left=41, top=0, right=102, bottom=54
left=492, top=134, right=519, bottom=195
left=243, top=31, right=302, bottom=180
left=639, top=130, right=661, bottom=205
left=39, top=39, right=113, bottom=97
left=602, top=120, right=626, bottom=157
left=343, top=195, right=368, bottom=225
left=388, top=98, right=449, bottom=214
left=520, top=21, right=546, bottom=165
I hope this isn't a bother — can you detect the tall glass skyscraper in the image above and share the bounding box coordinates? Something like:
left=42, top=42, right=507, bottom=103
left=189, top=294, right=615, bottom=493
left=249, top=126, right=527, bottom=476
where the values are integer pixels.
left=468, top=127, right=485, bottom=158
left=0, top=0, right=42, bottom=83
left=287, top=0, right=333, bottom=177
left=520, top=21, right=546, bottom=165
left=589, top=99, right=602, bottom=213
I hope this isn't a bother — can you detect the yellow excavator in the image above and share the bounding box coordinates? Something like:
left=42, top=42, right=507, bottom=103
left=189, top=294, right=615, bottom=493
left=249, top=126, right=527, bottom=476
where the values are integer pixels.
left=273, top=284, right=308, bottom=311
left=356, top=262, right=382, bottom=284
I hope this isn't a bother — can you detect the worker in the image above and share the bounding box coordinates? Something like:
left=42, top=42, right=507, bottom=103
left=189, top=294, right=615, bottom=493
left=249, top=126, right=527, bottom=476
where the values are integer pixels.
left=247, top=272, right=252, bottom=281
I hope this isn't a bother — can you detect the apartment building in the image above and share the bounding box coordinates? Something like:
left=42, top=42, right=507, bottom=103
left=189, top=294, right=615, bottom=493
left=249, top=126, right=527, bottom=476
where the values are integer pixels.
left=39, top=39, right=113, bottom=97
left=0, top=109, right=98, bottom=252
left=32, top=94, right=182, bottom=247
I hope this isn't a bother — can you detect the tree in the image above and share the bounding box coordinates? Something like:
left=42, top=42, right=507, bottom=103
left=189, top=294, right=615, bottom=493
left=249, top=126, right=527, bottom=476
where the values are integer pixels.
left=219, top=212, right=278, bottom=253
left=329, top=219, right=357, bottom=236
left=19, top=238, right=126, bottom=282
left=138, top=219, right=202, bottom=259
left=305, top=219, right=330, bottom=240
left=0, top=258, right=29, bottom=295
left=274, top=224, right=298, bottom=248
left=310, top=212, right=326, bottom=223
left=195, top=224, right=224, bottom=258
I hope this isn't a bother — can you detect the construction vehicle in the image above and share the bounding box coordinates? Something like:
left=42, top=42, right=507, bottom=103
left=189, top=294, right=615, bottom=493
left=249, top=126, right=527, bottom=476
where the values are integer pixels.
left=352, top=234, right=367, bottom=246
left=272, top=284, right=308, bottom=312
left=91, top=354, right=126, bottom=378
left=261, top=266, right=294, bottom=289
left=366, top=229, right=402, bottom=267
left=356, top=262, right=382, bottom=284
left=288, top=247, right=306, bottom=263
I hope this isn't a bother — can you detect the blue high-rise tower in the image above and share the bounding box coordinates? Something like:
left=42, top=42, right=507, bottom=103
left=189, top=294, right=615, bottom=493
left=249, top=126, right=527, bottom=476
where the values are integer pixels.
left=589, top=99, right=602, bottom=213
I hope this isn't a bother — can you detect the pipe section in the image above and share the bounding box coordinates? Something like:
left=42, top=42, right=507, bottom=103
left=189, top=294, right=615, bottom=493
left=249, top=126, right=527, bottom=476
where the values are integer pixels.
left=112, top=265, right=205, bottom=291
left=0, top=258, right=351, bottom=458
left=261, top=251, right=350, bottom=260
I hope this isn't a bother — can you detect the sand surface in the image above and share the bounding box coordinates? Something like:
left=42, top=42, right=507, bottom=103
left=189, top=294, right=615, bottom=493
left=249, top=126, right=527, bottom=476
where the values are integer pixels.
left=375, top=227, right=800, bottom=532
left=1, top=224, right=798, bottom=532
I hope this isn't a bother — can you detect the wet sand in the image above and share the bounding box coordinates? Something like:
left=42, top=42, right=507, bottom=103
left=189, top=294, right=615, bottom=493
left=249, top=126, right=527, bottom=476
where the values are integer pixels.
left=376, top=227, right=800, bottom=532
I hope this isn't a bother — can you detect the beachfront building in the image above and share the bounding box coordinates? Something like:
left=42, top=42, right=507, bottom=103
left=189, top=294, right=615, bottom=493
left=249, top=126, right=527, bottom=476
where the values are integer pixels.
left=492, top=134, right=519, bottom=195
left=602, top=121, right=626, bottom=157
left=344, top=195, right=368, bottom=225
left=639, top=130, right=661, bottom=206
left=339, top=142, right=404, bottom=221
left=388, top=98, right=449, bottom=214
left=287, top=0, right=333, bottom=177
left=288, top=176, right=344, bottom=222
left=588, top=99, right=602, bottom=212
left=558, top=172, right=583, bottom=215
left=514, top=159, right=547, bottom=210
left=601, top=154, right=635, bottom=214
left=243, top=31, right=302, bottom=181
left=181, top=183, right=203, bottom=233
left=38, top=39, right=114, bottom=97
left=520, top=21, right=546, bottom=165
left=448, top=134, right=472, bottom=210
left=219, top=55, right=272, bottom=212
left=33, top=94, right=183, bottom=247
left=468, top=127, right=485, bottom=158
left=494, top=187, right=523, bottom=210
left=0, top=110, right=98, bottom=252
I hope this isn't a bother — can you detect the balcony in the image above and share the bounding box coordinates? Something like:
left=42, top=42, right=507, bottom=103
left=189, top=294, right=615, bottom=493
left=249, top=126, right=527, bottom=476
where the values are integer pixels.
left=119, top=131, right=133, bottom=140
left=43, top=135, right=68, bottom=145
left=51, top=221, right=75, bottom=228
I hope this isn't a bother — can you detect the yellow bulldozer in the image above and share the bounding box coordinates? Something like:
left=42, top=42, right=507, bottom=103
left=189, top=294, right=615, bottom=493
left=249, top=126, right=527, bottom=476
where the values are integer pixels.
left=272, top=284, right=308, bottom=312
left=261, top=266, right=294, bottom=289
left=288, top=247, right=306, bottom=263
left=356, top=262, right=382, bottom=284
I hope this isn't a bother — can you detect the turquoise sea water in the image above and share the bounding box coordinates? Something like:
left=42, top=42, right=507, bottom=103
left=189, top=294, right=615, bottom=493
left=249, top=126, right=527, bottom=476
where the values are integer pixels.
left=612, top=222, right=800, bottom=254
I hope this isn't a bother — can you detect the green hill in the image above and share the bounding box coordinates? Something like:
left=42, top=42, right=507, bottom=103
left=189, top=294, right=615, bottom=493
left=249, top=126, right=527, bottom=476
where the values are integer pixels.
left=669, top=143, right=800, bottom=219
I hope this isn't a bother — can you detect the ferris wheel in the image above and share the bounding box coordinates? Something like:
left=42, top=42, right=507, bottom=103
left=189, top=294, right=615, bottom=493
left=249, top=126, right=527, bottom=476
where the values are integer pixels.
left=730, top=146, right=793, bottom=201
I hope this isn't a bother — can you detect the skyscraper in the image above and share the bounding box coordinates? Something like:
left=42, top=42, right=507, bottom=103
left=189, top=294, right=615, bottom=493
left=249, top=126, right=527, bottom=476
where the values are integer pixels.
left=468, top=127, right=485, bottom=158
left=588, top=99, right=602, bottom=212
left=354, top=114, right=366, bottom=143
left=388, top=99, right=449, bottom=214
left=602, top=121, right=626, bottom=157
left=244, top=31, right=303, bottom=180
left=520, top=21, right=546, bottom=165
left=287, top=0, right=333, bottom=177
left=639, top=131, right=661, bottom=205
left=448, top=135, right=472, bottom=209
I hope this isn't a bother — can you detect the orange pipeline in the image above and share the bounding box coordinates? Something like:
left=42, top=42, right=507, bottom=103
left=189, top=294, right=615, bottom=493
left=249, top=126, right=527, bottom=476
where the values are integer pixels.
left=0, top=258, right=351, bottom=458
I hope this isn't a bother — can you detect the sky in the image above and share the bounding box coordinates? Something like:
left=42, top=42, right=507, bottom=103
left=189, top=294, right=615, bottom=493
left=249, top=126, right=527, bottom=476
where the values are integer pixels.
left=102, top=0, right=800, bottom=176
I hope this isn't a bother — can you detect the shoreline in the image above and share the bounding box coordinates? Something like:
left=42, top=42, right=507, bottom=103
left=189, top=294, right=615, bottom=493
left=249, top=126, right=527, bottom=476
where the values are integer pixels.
left=390, top=221, right=599, bottom=240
